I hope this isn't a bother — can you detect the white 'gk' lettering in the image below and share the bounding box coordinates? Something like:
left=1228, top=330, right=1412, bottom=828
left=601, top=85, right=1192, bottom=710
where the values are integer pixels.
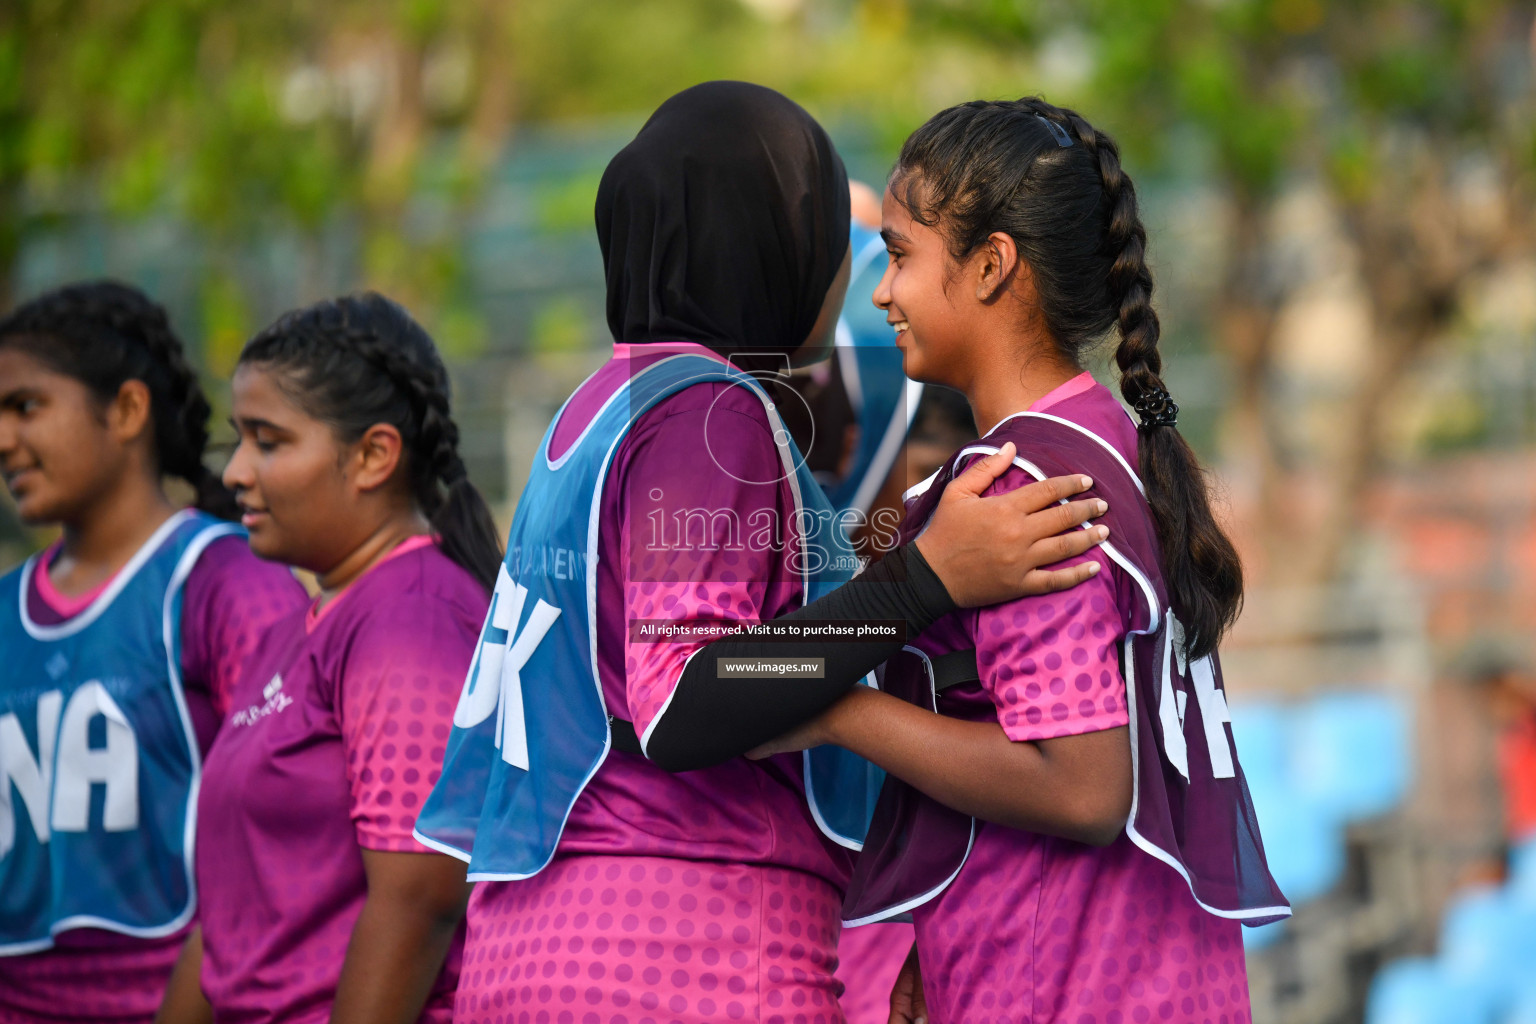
left=1158, top=615, right=1235, bottom=781
left=0, top=684, right=140, bottom=858
left=453, top=565, right=561, bottom=771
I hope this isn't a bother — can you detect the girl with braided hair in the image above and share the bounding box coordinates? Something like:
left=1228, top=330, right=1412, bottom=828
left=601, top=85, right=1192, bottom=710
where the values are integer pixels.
left=0, top=281, right=307, bottom=1023
left=158, top=293, right=497, bottom=1024
left=751, top=98, right=1290, bottom=1022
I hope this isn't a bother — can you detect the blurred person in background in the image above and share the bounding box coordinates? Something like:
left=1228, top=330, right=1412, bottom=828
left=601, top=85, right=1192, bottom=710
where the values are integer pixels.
left=1472, top=653, right=1536, bottom=847
left=157, top=294, right=497, bottom=1024
left=0, top=282, right=307, bottom=1024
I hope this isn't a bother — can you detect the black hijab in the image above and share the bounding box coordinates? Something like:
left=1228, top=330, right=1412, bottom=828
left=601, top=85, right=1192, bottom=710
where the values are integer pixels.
left=595, top=81, right=850, bottom=357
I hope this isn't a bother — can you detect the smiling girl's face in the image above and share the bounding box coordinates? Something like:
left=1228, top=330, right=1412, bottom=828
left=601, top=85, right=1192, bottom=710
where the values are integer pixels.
left=0, top=347, right=135, bottom=525
left=872, top=187, right=994, bottom=393
left=224, top=363, right=365, bottom=573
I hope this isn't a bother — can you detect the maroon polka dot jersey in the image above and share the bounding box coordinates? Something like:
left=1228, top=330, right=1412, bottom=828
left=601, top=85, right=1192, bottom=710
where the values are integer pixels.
left=900, top=374, right=1252, bottom=1024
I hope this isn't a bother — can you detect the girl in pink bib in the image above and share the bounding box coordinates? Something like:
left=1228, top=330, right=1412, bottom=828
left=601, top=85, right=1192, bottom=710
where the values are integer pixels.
left=754, top=98, right=1287, bottom=1024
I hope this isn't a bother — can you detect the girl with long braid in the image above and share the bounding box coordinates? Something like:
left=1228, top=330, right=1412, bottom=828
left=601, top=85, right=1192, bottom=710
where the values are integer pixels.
left=156, top=293, right=498, bottom=1024
left=0, top=282, right=307, bottom=1023
left=751, top=98, right=1290, bottom=1023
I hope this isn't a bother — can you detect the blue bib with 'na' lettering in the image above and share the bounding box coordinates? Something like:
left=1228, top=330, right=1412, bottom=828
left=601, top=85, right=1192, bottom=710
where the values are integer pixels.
left=415, top=352, right=881, bottom=880
left=0, top=510, right=242, bottom=954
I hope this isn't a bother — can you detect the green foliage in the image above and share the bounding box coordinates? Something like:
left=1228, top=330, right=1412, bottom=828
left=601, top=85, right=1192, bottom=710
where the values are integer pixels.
left=433, top=301, right=489, bottom=361
left=2, top=0, right=1529, bottom=366
left=530, top=297, right=592, bottom=356
left=891, top=0, right=1531, bottom=207
left=1417, top=389, right=1492, bottom=454
left=535, top=172, right=605, bottom=234
left=1326, top=126, right=1375, bottom=204
left=0, top=0, right=1070, bottom=327
left=199, top=269, right=254, bottom=379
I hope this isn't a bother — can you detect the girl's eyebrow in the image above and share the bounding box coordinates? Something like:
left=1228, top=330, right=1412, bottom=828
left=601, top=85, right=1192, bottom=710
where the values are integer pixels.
left=230, top=415, right=290, bottom=435
left=880, top=228, right=909, bottom=245
left=0, top=386, right=41, bottom=403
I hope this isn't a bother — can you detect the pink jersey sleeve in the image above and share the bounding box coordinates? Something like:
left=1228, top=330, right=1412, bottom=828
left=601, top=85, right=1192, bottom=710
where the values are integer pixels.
left=180, top=534, right=310, bottom=715
left=337, top=596, right=478, bottom=851
left=617, top=394, right=804, bottom=738
left=973, top=466, right=1129, bottom=742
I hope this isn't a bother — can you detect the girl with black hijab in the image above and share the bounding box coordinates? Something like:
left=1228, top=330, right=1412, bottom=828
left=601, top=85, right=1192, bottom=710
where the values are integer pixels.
left=417, top=82, right=1109, bottom=1022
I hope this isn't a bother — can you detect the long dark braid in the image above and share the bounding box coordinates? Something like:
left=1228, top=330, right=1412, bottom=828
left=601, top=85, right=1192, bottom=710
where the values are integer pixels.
left=892, top=97, right=1243, bottom=658
left=238, top=293, right=502, bottom=593
left=0, top=280, right=239, bottom=519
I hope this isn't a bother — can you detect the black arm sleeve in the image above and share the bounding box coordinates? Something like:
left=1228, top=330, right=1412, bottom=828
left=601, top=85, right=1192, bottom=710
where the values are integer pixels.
left=643, top=544, right=957, bottom=772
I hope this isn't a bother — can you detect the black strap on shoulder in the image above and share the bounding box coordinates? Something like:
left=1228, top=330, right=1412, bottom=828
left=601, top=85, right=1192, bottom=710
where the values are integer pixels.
left=930, top=648, right=980, bottom=692
left=608, top=715, right=645, bottom=755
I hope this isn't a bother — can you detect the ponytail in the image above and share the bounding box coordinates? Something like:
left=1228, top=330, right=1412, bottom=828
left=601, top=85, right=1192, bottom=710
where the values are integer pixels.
left=238, top=293, right=503, bottom=593
left=0, top=280, right=239, bottom=520
left=1050, top=101, right=1243, bottom=660
left=433, top=474, right=505, bottom=595
left=892, top=98, right=1243, bottom=659
left=410, top=360, right=503, bottom=594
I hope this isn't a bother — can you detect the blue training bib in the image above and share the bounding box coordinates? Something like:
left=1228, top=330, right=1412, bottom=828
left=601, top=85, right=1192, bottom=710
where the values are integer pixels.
left=825, top=224, right=925, bottom=516
left=416, top=352, right=881, bottom=880
left=0, top=510, right=242, bottom=954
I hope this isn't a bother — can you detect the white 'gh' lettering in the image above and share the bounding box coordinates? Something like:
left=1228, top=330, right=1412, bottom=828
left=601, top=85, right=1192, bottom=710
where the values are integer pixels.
left=1158, top=615, right=1235, bottom=781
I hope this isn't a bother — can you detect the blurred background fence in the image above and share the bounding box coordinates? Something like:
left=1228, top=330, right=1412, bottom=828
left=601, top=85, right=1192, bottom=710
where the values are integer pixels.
left=4, top=2, right=1536, bottom=1021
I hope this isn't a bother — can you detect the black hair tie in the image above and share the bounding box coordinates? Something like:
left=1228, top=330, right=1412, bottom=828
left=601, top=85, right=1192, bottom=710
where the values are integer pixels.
left=441, top=457, right=469, bottom=486
left=1134, top=386, right=1179, bottom=429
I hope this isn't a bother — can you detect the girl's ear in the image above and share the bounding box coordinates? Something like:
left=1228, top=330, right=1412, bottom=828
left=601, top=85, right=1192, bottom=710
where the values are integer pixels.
left=349, top=423, right=407, bottom=493
left=105, top=379, right=154, bottom=445
left=975, top=230, right=1020, bottom=303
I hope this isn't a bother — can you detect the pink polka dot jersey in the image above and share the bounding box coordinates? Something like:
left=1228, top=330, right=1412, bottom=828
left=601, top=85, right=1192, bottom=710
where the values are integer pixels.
left=456, top=856, right=845, bottom=1024
left=835, top=921, right=914, bottom=1024
left=455, top=344, right=856, bottom=1022
left=900, top=375, right=1253, bottom=1024
left=0, top=534, right=307, bottom=1024
left=195, top=539, right=487, bottom=1024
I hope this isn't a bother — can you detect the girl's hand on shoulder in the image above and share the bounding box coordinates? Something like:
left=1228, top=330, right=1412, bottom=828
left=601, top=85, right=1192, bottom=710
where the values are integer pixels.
left=888, top=942, right=928, bottom=1024
left=916, top=442, right=1109, bottom=608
